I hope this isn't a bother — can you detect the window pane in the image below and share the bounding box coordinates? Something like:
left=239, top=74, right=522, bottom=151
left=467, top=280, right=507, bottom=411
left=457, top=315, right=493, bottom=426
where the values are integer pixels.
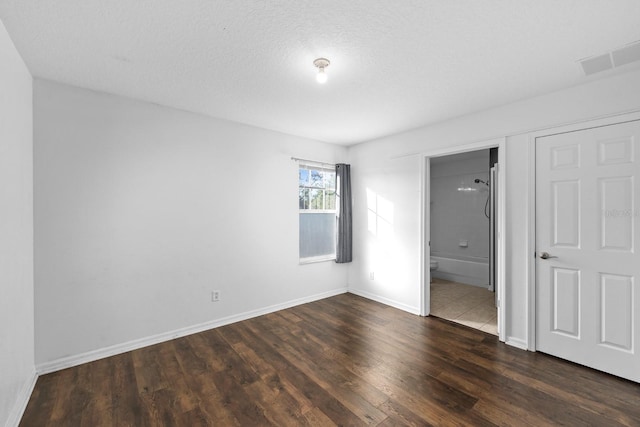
left=309, top=188, right=324, bottom=210
left=299, top=213, right=336, bottom=258
left=325, top=190, right=336, bottom=210
left=310, top=169, right=324, bottom=188
left=325, top=171, right=336, bottom=189
left=299, top=188, right=309, bottom=209
left=299, top=168, right=309, bottom=186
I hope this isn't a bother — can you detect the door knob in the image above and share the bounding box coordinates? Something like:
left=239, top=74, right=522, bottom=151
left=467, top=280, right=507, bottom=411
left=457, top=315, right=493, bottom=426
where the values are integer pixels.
left=539, top=252, right=557, bottom=259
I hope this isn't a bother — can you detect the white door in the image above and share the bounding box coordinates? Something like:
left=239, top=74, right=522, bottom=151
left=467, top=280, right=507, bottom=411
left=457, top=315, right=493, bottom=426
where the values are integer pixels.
left=536, top=120, right=640, bottom=382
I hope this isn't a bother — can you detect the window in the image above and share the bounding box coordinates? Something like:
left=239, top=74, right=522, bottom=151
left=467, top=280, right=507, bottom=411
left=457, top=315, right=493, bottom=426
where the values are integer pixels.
left=299, top=163, right=336, bottom=262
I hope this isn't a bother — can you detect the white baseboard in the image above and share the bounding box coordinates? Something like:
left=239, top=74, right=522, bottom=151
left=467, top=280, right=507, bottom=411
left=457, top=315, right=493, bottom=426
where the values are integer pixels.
left=347, top=288, right=421, bottom=315
left=505, top=336, right=528, bottom=350
left=431, top=271, right=488, bottom=288
left=5, top=369, right=37, bottom=427
left=36, top=287, right=348, bottom=375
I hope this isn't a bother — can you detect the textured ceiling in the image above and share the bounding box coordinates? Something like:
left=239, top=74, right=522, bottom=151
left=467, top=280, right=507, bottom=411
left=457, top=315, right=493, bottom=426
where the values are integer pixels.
left=1, top=1, right=640, bottom=145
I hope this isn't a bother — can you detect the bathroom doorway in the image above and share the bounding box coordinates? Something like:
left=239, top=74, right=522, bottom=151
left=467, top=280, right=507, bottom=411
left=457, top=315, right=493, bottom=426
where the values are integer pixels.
left=421, top=140, right=505, bottom=341
left=429, top=148, right=497, bottom=334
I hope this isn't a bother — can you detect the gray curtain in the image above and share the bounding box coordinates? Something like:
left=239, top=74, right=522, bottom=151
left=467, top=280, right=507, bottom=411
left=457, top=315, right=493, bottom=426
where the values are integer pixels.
left=335, top=163, right=352, bottom=263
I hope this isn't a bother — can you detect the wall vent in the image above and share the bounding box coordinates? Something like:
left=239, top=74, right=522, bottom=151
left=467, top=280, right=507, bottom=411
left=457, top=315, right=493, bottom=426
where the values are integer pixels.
left=579, top=41, right=640, bottom=76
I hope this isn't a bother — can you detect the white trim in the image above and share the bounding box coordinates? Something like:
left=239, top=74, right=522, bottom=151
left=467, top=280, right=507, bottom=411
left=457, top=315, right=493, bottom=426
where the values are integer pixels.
left=496, top=145, right=507, bottom=341
left=431, top=271, right=488, bottom=288
left=527, top=135, right=537, bottom=351
left=5, top=369, right=37, bottom=427
left=524, top=110, right=640, bottom=142
left=348, top=288, right=421, bottom=315
left=419, top=138, right=504, bottom=159
left=293, top=158, right=336, bottom=169
left=299, top=255, right=336, bottom=264
left=420, top=138, right=507, bottom=343
left=419, top=156, right=430, bottom=316
left=505, top=337, right=528, bottom=351
left=36, top=287, right=348, bottom=375
left=526, top=110, right=640, bottom=352
left=299, top=210, right=337, bottom=214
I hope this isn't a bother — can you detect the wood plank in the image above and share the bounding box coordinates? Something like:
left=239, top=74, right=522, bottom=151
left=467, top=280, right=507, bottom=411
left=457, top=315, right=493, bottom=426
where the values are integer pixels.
left=110, top=352, right=150, bottom=427
left=18, top=374, right=58, bottom=427
left=246, top=314, right=389, bottom=425
left=19, top=293, right=640, bottom=426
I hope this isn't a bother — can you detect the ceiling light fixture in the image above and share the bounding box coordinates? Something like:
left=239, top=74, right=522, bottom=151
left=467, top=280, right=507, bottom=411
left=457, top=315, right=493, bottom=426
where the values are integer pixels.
left=313, top=58, right=330, bottom=84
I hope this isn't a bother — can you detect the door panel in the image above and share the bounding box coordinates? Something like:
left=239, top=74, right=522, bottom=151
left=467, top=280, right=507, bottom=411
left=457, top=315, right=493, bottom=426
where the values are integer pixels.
left=599, top=273, right=633, bottom=351
left=599, top=177, right=633, bottom=250
left=536, top=120, right=640, bottom=383
left=551, top=267, right=580, bottom=337
left=552, top=180, right=580, bottom=247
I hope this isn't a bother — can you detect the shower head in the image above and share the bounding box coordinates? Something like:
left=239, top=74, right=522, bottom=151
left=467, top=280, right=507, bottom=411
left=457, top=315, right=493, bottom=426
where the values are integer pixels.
left=474, top=178, right=488, bottom=186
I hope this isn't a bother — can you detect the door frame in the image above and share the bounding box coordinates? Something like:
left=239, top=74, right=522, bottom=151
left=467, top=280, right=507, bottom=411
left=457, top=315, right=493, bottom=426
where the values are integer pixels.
left=420, top=137, right=507, bottom=342
left=527, top=110, right=640, bottom=351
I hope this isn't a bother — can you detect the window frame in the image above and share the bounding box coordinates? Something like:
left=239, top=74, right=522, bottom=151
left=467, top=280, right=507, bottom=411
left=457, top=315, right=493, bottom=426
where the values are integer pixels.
left=298, top=162, right=337, bottom=263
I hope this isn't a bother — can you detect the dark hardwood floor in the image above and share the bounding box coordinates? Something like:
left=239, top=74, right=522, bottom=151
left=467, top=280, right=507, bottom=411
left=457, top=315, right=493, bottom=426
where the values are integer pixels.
left=21, top=293, right=640, bottom=426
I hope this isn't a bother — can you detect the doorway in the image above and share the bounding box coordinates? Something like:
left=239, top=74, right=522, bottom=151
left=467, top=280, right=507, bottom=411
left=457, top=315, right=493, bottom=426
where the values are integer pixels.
left=429, top=149, right=497, bottom=334
left=421, top=138, right=506, bottom=342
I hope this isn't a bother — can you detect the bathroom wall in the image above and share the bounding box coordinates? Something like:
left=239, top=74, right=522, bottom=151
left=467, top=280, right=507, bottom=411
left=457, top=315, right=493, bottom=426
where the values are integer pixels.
left=430, top=150, right=490, bottom=286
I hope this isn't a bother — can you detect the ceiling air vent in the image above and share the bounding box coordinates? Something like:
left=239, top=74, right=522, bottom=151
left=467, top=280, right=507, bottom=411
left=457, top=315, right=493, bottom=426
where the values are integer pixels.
left=580, top=53, right=613, bottom=76
left=612, top=41, right=640, bottom=67
left=579, top=41, right=640, bottom=76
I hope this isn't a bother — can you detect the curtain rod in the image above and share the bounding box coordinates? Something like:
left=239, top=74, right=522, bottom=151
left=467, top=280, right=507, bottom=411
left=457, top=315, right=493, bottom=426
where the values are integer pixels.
left=290, top=157, right=336, bottom=167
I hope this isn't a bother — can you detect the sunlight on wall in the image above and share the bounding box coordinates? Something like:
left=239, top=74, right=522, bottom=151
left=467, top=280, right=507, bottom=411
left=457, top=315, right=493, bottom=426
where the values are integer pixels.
left=366, top=188, right=394, bottom=240
left=366, top=188, right=402, bottom=289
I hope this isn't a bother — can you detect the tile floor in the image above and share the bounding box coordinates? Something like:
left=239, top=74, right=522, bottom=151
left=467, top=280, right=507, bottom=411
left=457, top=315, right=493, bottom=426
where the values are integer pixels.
left=430, top=278, right=497, bottom=335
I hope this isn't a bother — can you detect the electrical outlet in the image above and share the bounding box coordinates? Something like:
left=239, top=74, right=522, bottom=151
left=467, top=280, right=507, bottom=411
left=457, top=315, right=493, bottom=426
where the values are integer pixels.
left=369, top=272, right=375, bottom=280
left=211, top=290, right=220, bottom=302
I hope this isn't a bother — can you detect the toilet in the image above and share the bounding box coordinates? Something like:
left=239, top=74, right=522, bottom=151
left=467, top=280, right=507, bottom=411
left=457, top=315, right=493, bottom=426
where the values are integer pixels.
left=429, top=258, right=438, bottom=282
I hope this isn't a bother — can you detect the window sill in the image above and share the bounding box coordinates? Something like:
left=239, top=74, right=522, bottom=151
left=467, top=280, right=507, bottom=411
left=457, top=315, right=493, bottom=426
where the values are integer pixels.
left=299, top=255, right=336, bottom=265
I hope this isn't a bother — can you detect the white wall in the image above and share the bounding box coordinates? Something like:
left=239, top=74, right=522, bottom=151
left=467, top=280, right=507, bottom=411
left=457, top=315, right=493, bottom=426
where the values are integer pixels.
left=348, top=69, right=640, bottom=347
left=0, top=19, right=35, bottom=427
left=34, top=80, right=348, bottom=367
